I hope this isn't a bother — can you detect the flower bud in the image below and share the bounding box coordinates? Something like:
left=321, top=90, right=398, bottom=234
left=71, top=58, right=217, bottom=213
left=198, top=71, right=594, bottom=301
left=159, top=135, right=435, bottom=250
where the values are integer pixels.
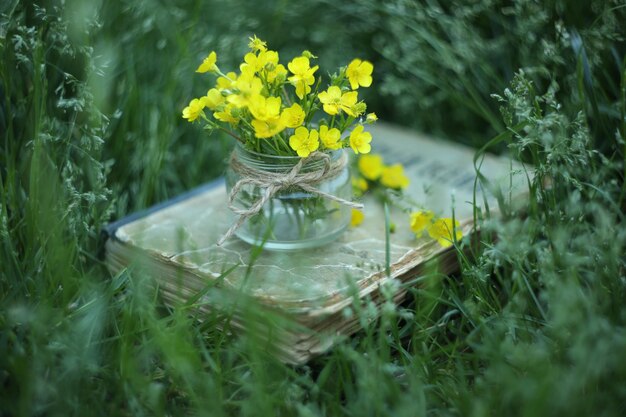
left=366, top=112, right=378, bottom=124
left=353, top=102, right=367, bottom=116
left=302, top=50, right=317, bottom=59
left=230, top=107, right=241, bottom=118
left=275, top=73, right=287, bottom=83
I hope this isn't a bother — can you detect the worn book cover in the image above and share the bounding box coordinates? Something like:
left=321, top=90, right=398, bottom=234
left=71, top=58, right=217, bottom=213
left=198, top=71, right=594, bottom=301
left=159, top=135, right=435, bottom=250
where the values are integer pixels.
left=104, top=122, right=527, bottom=363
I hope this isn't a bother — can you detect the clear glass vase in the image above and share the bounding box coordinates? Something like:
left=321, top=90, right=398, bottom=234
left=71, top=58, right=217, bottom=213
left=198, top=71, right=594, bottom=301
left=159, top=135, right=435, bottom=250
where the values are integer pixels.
left=224, top=144, right=353, bottom=251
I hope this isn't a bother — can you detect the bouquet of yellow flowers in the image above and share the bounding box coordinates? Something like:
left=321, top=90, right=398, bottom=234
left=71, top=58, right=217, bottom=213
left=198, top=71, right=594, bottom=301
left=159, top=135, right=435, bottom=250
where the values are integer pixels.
left=182, top=35, right=377, bottom=158
left=183, top=36, right=375, bottom=250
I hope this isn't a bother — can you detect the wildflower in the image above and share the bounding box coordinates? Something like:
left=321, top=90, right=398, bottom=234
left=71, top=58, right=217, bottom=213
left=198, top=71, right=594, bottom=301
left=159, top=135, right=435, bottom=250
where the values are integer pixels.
left=248, top=35, right=267, bottom=52
left=288, top=56, right=318, bottom=99
left=346, top=59, right=373, bottom=90
left=262, top=50, right=279, bottom=69
left=242, top=50, right=279, bottom=74
left=410, top=211, right=434, bottom=236
left=349, top=125, right=372, bottom=154
left=358, top=154, right=383, bottom=180
left=366, top=112, right=378, bottom=124
left=182, top=97, right=206, bottom=122
left=289, top=127, right=319, bottom=157
left=196, top=51, right=218, bottom=73
left=251, top=118, right=285, bottom=138
left=242, top=52, right=266, bottom=73
left=350, top=209, right=364, bottom=227
left=217, top=72, right=237, bottom=90
left=227, top=74, right=263, bottom=108
left=214, top=103, right=239, bottom=124
left=380, top=164, right=410, bottom=189
left=427, top=218, right=462, bottom=248
left=280, top=103, right=305, bottom=128
left=318, top=86, right=358, bottom=116
left=204, top=88, right=225, bottom=110
left=319, top=125, right=342, bottom=150
left=248, top=95, right=282, bottom=121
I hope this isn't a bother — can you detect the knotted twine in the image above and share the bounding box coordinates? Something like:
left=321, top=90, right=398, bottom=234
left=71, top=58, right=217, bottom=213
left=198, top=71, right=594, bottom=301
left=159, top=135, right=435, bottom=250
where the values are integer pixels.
left=217, top=150, right=364, bottom=246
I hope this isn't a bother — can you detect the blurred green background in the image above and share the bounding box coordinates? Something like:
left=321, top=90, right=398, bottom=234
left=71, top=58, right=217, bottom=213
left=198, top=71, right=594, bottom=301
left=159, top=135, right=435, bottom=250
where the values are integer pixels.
left=1, top=1, right=625, bottom=416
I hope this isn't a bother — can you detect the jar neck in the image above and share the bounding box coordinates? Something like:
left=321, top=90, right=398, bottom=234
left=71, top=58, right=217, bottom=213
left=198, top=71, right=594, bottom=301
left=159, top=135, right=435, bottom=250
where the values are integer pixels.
left=234, top=143, right=342, bottom=173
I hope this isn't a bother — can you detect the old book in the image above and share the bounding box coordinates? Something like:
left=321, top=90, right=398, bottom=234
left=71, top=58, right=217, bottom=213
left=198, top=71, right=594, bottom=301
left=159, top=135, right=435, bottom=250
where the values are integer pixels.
left=104, top=122, right=526, bottom=364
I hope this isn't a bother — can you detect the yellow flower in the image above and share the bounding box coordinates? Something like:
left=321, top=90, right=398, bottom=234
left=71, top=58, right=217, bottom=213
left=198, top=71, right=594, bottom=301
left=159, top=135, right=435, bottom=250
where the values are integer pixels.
left=182, top=97, right=206, bottom=122
left=214, top=103, right=238, bottom=124
left=248, top=95, right=282, bottom=121
left=242, top=52, right=264, bottom=73
left=262, top=50, right=279, bottom=68
left=196, top=51, right=218, bottom=73
left=204, top=88, right=224, bottom=110
left=380, top=164, right=410, bottom=189
left=350, top=208, right=364, bottom=227
left=227, top=74, right=263, bottom=108
left=245, top=92, right=282, bottom=137
left=289, top=127, right=319, bottom=157
left=358, top=154, right=383, bottom=180
left=317, top=86, right=358, bottom=116
left=319, top=125, right=342, bottom=150
left=352, top=176, right=368, bottom=192
left=217, top=72, right=237, bottom=90
left=280, top=103, right=305, bottom=128
left=251, top=118, right=285, bottom=138
left=427, top=218, right=462, bottom=248
left=366, top=112, right=378, bottom=124
left=410, top=211, right=434, bottom=236
left=242, top=50, right=278, bottom=74
left=248, top=35, right=267, bottom=52
left=287, top=56, right=318, bottom=99
left=346, top=58, right=373, bottom=90
left=349, top=125, right=372, bottom=154
left=239, top=63, right=256, bottom=79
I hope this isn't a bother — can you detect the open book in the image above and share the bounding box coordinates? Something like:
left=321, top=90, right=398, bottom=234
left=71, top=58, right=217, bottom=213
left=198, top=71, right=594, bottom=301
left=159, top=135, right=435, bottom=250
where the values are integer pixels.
left=104, top=123, right=526, bottom=364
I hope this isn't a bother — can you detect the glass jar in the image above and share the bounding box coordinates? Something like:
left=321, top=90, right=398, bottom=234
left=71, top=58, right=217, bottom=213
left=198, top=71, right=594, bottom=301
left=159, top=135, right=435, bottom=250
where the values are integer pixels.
left=224, top=144, right=353, bottom=251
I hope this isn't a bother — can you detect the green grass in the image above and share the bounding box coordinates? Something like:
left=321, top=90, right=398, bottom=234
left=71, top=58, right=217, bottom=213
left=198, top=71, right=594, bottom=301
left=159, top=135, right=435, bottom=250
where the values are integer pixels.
left=1, top=1, right=625, bottom=416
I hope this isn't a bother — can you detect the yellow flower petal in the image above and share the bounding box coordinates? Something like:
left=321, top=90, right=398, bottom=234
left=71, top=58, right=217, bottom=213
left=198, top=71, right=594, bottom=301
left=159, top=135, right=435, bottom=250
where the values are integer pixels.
left=204, top=88, right=224, bottom=110
left=280, top=103, right=305, bottom=128
left=182, top=98, right=206, bottom=122
left=346, top=58, right=373, bottom=90
left=380, top=164, right=410, bottom=189
left=319, top=125, right=342, bottom=150
left=410, top=211, right=434, bottom=236
left=358, top=154, right=384, bottom=180
left=251, top=117, right=285, bottom=138
left=196, top=51, right=217, bottom=73
left=289, top=127, right=319, bottom=157
left=427, top=218, right=462, bottom=248
left=350, top=209, right=364, bottom=227
left=349, top=125, right=372, bottom=154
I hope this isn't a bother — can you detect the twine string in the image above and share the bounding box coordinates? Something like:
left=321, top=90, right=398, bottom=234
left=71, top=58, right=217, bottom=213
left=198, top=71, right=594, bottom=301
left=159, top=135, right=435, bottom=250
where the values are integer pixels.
left=217, top=150, right=364, bottom=246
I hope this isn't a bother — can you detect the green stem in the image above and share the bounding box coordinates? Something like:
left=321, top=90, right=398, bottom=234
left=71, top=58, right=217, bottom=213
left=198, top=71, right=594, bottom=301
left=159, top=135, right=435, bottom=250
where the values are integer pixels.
left=276, top=133, right=291, bottom=154
left=201, top=113, right=244, bottom=144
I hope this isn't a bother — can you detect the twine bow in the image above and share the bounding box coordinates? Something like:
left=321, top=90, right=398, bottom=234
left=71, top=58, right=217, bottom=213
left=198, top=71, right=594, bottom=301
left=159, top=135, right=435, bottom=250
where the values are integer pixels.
left=217, top=151, right=364, bottom=246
